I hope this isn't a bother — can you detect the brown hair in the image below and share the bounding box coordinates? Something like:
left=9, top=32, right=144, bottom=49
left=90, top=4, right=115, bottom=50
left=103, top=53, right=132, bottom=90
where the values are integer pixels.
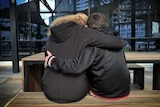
left=87, top=12, right=106, bottom=28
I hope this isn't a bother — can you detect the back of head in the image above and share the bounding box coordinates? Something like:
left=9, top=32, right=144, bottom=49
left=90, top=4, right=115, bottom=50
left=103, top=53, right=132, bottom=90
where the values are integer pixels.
left=47, top=13, right=88, bottom=37
left=87, top=12, right=106, bottom=28
left=50, top=13, right=88, bottom=27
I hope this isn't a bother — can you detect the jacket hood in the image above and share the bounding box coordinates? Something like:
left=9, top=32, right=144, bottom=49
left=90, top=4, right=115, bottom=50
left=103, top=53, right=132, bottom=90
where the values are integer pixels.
left=47, top=13, right=88, bottom=43
left=49, top=22, right=78, bottom=43
left=50, top=13, right=88, bottom=28
left=94, top=27, right=119, bottom=36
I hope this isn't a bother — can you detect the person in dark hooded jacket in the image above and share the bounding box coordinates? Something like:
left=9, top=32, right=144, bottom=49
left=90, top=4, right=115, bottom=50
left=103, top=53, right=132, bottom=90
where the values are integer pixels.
left=42, top=13, right=127, bottom=103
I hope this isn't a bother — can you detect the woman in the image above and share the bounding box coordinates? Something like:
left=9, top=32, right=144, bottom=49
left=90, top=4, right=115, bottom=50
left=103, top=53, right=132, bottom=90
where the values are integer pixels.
left=42, top=13, right=126, bottom=103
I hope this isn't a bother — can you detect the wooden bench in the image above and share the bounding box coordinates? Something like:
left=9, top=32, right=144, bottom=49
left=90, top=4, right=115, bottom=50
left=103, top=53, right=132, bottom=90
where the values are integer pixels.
left=5, top=91, right=160, bottom=107
left=24, top=63, right=144, bottom=92
left=127, top=64, right=144, bottom=90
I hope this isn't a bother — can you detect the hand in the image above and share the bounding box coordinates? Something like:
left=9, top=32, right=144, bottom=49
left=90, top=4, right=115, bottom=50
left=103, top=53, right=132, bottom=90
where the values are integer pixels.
left=44, top=51, right=53, bottom=68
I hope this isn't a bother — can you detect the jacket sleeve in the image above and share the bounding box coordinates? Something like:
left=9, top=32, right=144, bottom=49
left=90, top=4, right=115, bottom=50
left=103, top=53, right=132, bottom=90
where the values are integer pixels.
left=50, top=47, right=97, bottom=74
left=83, top=27, right=127, bottom=49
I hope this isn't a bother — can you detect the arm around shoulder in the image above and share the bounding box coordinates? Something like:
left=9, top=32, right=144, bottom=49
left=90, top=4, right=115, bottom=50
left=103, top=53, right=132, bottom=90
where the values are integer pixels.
left=83, top=27, right=127, bottom=49
left=50, top=47, right=97, bottom=74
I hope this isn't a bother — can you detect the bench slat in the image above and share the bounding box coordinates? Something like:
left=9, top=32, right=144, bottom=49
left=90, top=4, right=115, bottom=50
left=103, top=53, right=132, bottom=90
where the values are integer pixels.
left=7, top=96, right=160, bottom=105
left=127, top=64, right=144, bottom=68
left=5, top=91, right=160, bottom=107
left=12, top=91, right=160, bottom=98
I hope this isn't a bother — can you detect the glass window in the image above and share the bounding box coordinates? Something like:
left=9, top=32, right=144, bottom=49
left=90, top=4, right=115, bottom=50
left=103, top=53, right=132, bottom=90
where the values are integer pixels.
left=40, top=0, right=55, bottom=25
left=0, top=0, right=9, bottom=9
left=17, top=0, right=33, bottom=5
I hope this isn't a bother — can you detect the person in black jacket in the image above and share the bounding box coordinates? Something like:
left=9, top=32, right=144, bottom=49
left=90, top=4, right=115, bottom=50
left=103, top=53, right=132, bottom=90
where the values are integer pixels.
left=42, top=13, right=127, bottom=103
left=45, top=12, right=130, bottom=100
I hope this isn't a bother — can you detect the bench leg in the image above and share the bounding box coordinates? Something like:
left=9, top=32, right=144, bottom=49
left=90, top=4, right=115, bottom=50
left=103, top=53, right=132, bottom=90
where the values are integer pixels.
left=28, top=64, right=44, bottom=92
left=133, top=68, right=144, bottom=90
left=153, top=63, right=160, bottom=90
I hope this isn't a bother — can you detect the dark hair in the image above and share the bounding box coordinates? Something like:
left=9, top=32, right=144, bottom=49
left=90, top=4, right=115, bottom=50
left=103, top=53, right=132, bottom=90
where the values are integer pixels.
left=87, top=12, right=107, bottom=28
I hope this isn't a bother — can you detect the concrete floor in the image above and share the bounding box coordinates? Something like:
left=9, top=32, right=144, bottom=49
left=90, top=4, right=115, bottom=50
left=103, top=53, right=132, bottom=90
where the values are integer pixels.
left=0, top=61, right=153, bottom=107
left=0, top=61, right=22, bottom=107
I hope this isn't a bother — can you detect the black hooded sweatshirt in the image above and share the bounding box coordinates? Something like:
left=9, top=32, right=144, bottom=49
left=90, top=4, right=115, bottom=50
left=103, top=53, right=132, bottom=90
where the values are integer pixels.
left=48, top=26, right=130, bottom=99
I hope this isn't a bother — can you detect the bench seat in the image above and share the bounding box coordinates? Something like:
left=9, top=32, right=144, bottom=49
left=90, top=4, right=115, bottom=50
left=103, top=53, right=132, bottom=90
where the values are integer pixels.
left=5, top=90, right=160, bottom=107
